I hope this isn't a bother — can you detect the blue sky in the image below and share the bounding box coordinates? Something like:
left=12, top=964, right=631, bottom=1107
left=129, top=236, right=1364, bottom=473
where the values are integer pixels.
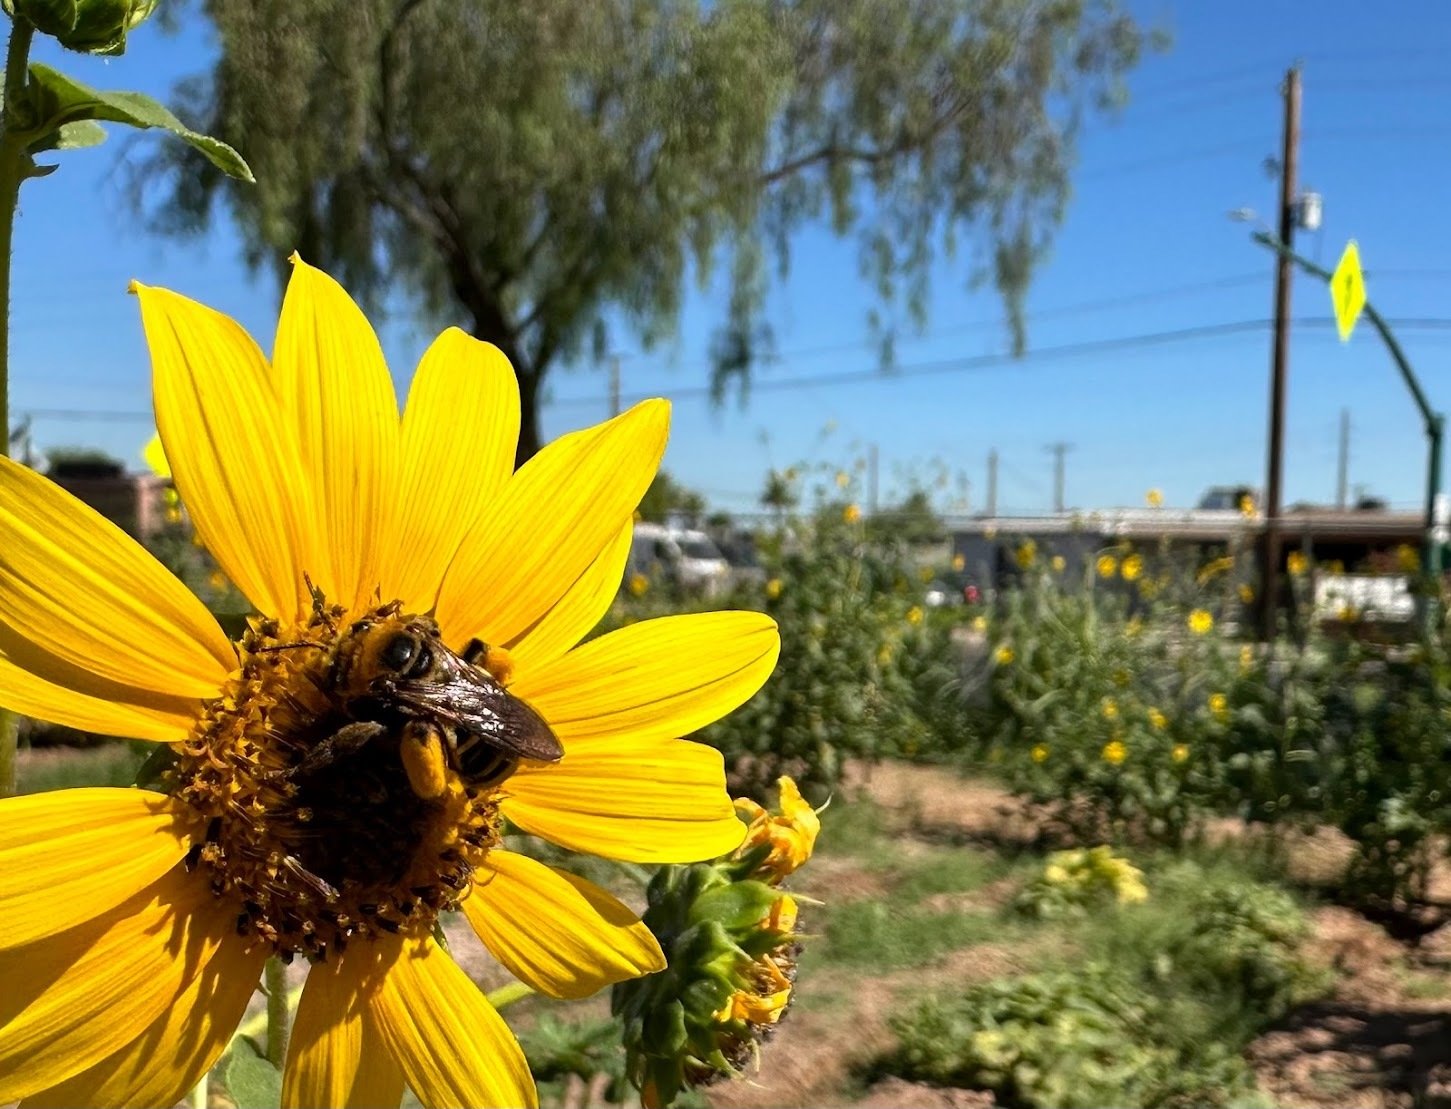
left=14, top=1, right=1451, bottom=518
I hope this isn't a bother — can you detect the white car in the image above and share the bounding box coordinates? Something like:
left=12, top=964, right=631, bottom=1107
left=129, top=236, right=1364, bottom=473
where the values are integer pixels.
left=628, top=523, right=732, bottom=597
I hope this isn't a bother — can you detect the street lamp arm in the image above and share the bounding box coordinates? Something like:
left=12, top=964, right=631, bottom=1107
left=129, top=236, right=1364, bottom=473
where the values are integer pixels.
left=1250, top=231, right=1437, bottom=432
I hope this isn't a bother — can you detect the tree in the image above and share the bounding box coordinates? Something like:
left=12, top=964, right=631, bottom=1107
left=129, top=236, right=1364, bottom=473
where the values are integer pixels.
left=637, top=469, right=706, bottom=524
left=868, top=487, right=945, bottom=545
left=143, top=0, right=1150, bottom=462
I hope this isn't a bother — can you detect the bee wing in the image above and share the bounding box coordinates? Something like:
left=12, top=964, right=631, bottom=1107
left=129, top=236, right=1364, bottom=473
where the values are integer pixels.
left=392, top=655, right=564, bottom=763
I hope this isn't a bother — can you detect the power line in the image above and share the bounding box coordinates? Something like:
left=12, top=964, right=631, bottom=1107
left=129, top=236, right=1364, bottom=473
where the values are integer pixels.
left=22, top=315, right=1451, bottom=425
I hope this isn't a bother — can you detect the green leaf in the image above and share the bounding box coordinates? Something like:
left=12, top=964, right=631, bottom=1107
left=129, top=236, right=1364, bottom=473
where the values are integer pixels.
left=225, top=1038, right=282, bottom=1109
left=28, top=118, right=106, bottom=153
left=24, top=62, right=253, bottom=181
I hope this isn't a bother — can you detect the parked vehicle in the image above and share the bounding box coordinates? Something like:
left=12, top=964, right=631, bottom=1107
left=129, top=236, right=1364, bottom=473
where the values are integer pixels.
left=627, top=523, right=733, bottom=597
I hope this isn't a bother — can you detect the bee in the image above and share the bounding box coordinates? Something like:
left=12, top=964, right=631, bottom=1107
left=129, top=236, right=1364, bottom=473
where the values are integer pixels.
left=288, top=608, right=563, bottom=802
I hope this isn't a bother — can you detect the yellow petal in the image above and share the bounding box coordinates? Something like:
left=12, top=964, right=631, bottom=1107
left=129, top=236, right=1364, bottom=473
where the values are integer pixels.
left=22, top=935, right=263, bottom=1109
left=0, top=788, right=191, bottom=950
left=509, top=611, right=779, bottom=744
left=379, top=329, right=520, bottom=612
left=136, top=282, right=319, bottom=623
left=284, top=949, right=405, bottom=1109
left=0, top=863, right=230, bottom=1103
left=368, top=932, right=536, bottom=1109
left=0, top=454, right=231, bottom=698
left=0, top=647, right=198, bottom=740
left=273, top=256, right=400, bottom=615
left=464, top=851, right=664, bottom=999
left=502, top=738, right=745, bottom=863
left=504, top=520, right=633, bottom=672
left=435, top=400, right=668, bottom=648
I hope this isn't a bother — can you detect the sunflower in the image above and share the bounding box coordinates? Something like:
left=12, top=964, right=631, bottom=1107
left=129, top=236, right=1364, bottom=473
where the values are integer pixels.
left=0, top=258, right=779, bottom=1109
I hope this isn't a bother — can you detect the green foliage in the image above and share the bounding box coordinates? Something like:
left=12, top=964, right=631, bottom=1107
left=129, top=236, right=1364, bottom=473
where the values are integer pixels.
left=882, top=965, right=1262, bottom=1109
left=879, top=857, right=1322, bottom=1108
left=222, top=1037, right=281, bottom=1109
left=693, top=501, right=923, bottom=803
left=816, top=897, right=1014, bottom=970
left=975, top=545, right=1451, bottom=906
left=143, top=0, right=1151, bottom=457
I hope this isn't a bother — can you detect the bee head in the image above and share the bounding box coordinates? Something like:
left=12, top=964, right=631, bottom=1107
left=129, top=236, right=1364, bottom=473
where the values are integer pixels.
left=332, top=614, right=441, bottom=700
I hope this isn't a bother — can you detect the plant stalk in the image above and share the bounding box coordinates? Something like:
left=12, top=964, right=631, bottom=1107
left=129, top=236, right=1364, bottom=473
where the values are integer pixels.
left=0, top=16, right=33, bottom=799
left=264, top=956, right=289, bottom=1068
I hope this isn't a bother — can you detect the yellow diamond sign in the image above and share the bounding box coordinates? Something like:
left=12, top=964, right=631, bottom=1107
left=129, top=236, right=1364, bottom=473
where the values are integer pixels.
left=1330, top=240, right=1366, bottom=342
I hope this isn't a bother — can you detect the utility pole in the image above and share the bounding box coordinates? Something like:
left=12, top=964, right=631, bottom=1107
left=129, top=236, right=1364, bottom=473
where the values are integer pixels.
left=1336, top=408, right=1350, bottom=510
left=609, top=355, right=621, bottom=418
left=867, top=444, right=879, bottom=515
left=1259, top=63, right=1301, bottom=639
left=986, top=449, right=998, bottom=517
left=1045, top=441, right=1072, bottom=514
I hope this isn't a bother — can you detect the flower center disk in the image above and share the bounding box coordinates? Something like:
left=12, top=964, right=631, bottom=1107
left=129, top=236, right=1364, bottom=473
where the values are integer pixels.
left=169, top=598, right=501, bottom=961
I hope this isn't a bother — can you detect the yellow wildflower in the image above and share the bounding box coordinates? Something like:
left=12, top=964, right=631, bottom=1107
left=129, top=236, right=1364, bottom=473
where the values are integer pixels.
left=906, top=605, right=924, bottom=626
left=834, top=470, right=850, bottom=489
left=734, top=777, right=820, bottom=885
left=995, top=644, right=1016, bottom=666
left=1239, top=643, right=1254, bottom=673
left=1209, top=692, right=1229, bottom=721
left=1238, top=583, right=1255, bottom=604
left=1145, top=488, right=1164, bottom=508
left=1397, top=544, right=1421, bottom=574
left=1101, top=697, right=1119, bottom=721
left=1148, top=707, right=1168, bottom=731
left=765, top=578, right=783, bottom=600
left=206, top=569, right=227, bottom=592
left=952, top=553, right=966, bottom=572
left=1015, top=540, right=1037, bottom=569
left=1096, top=554, right=1118, bottom=579
left=1102, top=740, right=1127, bottom=765
left=1239, top=493, right=1257, bottom=517
left=1051, top=554, right=1066, bottom=573
left=1172, top=743, right=1190, bottom=763
left=843, top=503, right=862, bottom=524
left=628, top=572, right=650, bottom=597
left=0, top=259, right=781, bottom=1108
left=1188, top=608, right=1214, bottom=635
left=1121, top=553, right=1143, bottom=582
left=971, top=615, right=988, bottom=633
left=1287, top=550, right=1308, bottom=576
left=1030, top=744, right=1049, bottom=764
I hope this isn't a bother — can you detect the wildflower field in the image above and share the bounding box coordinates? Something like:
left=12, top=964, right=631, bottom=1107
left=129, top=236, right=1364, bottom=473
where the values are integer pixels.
left=20, top=459, right=1451, bottom=1108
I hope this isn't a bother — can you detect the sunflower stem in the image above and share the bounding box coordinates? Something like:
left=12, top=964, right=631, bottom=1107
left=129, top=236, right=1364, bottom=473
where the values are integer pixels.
left=0, top=16, right=33, bottom=800
left=264, top=956, right=290, bottom=1068
left=484, top=981, right=535, bottom=1011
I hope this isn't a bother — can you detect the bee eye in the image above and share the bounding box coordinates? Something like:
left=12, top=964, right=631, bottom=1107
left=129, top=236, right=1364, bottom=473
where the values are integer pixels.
left=380, top=634, right=416, bottom=672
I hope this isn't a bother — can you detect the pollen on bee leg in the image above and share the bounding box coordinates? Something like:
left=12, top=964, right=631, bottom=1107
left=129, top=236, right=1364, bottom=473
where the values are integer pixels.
left=400, top=720, right=449, bottom=800
left=481, top=644, right=514, bottom=684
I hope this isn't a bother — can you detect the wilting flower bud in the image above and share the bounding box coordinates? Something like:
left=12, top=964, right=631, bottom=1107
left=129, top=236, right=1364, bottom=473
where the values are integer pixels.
left=4, top=0, right=157, bottom=55
left=615, top=777, right=818, bottom=1107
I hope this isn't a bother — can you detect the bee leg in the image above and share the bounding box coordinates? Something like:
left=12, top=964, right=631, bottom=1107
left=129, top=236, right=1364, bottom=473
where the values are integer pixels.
left=399, top=720, right=449, bottom=801
left=288, top=721, right=387, bottom=780
left=460, top=638, right=489, bottom=665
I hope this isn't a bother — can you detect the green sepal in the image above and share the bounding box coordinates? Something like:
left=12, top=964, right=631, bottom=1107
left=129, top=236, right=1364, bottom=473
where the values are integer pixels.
left=690, top=879, right=778, bottom=932
left=21, top=62, right=253, bottom=180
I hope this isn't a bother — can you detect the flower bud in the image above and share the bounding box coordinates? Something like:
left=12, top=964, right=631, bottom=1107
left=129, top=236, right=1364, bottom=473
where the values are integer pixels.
left=5, top=0, right=157, bottom=55
left=615, top=777, right=817, bottom=1107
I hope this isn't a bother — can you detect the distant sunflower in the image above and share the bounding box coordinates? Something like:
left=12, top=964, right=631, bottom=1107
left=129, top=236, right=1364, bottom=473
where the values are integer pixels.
left=0, top=258, right=778, bottom=1108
